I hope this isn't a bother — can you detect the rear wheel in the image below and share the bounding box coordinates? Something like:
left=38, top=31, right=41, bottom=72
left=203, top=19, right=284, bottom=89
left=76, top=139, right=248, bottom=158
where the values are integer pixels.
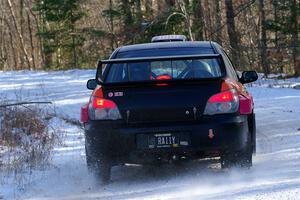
left=221, top=143, right=252, bottom=169
left=249, top=113, right=256, bottom=154
left=85, top=142, right=111, bottom=184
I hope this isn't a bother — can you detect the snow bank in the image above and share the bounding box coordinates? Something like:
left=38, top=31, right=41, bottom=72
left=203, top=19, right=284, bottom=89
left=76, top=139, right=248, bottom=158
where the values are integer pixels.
left=250, top=73, right=300, bottom=89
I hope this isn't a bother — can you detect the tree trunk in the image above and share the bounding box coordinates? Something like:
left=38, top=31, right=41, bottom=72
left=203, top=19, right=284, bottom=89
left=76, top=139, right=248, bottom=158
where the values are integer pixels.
left=225, top=0, right=241, bottom=68
left=178, top=0, right=193, bottom=41
left=2, top=35, right=9, bottom=70
left=214, top=0, right=222, bottom=45
left=6, top=0, right=31, bottom=70
left=145, top=0, right=153, bottom=19
left=109, top=0, right=114, bottom=51
left=33, top=8, right=46, bottom=68
left=9, top=31, right=17, bottom=70
left=258, top=0, right=270, bottom=76
left=157, top=0, right=174, bottom=15
left=272, top=0, right=283, bottom=73
left=2, top=17, right=18, bottom=70
left=157, top=1, right=164, bottom=13
left=27, top=11, right=36, bottom=70
left=70, top=9, right=77, bottom=69
left=19, top=0, right=25, bottom=69
left=26, top=3, right=45, bottom=69
left=291, top=0, right=300, bottom=76
left=0, top=14, right=4, bottom=69
left=205, top=0, right=213, bottom=40
left=165, top=0, right=175, bottom=7
left=192, top=0, right=204, bottom=41
left=135, top=0, right=142, bottom=22
left=121, top=0, right=133, bottom=44
left=72, top=35, right=77, bottom=68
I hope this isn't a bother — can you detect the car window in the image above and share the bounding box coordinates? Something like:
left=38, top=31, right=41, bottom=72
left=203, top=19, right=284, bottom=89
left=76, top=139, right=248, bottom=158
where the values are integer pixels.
left=105, top=58, right=222, bottom=83
left=105, top=63, right=128, bottom=83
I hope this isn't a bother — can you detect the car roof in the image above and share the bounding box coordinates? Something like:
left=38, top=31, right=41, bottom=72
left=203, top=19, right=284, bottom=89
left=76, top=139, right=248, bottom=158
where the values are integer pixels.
left=117, top=41, right=215, bottom=53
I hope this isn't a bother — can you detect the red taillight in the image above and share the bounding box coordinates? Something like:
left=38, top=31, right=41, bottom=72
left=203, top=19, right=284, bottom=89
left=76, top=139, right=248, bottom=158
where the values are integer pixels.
left=92, top=98, right=117, bottom=109
left=204, top=89, right=239, bottom=115
left=88, top=86, right=122, bottom=120
left=208, top=91, right=234, bottom=103
left=222, top=78, right=254, bottom=115
left=80, top=104, right=89, bottom=123
left=89, top=96, right=122, bottom=120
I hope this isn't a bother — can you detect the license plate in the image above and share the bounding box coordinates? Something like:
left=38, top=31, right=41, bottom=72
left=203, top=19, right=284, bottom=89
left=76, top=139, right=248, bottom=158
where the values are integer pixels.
left=136, top=132, right=190, bottom=149
left=155, top=133, right=179, bottom=148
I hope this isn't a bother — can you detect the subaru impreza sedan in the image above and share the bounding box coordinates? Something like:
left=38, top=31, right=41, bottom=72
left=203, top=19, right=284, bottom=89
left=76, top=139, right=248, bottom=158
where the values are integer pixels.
left=81, top=35, right=258, bottom=183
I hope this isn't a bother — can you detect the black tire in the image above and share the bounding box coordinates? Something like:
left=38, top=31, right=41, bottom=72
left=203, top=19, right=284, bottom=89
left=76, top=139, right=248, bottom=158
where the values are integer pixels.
left=85, top=147, right=95, bottom=170
left=94, top=158, right=111, bottom=184
left=221, top=115, right=254, bottom=169
left=221, top=143, right=253, bottom=169
left=85, top=142, right=111, bottom=184
left=249, top=113, right=256, bottom=154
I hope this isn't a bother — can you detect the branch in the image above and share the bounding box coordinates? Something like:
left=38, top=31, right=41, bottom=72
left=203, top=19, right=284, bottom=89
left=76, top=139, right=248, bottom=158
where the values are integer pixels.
left=0, top=102, right=52, bottom=108
left=209, top=0, right=256, bottom=38
left=165, top=12, right=187, bottom=27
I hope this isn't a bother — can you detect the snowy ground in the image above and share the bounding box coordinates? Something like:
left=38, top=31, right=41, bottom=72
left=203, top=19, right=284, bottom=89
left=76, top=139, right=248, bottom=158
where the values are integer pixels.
left=0, top=70, right=300, bottom=200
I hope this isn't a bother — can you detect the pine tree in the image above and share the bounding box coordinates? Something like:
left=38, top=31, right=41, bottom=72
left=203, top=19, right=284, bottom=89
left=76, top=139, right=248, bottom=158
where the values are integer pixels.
left=118, top=0, right=134, bottom=44
left=265, top=0, right=300, bottom=76
left=102, top=0, right=121, bottom=51
left=35, top=0, right=85, bottom=69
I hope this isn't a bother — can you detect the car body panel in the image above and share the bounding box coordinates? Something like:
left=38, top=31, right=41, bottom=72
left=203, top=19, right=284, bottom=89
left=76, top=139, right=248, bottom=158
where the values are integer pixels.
left=102, top=80, right=222, bottom=123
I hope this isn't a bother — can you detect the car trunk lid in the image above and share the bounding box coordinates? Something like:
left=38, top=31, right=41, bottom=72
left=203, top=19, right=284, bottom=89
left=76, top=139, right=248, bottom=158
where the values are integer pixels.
left=102, top=80, right=221, bottom=124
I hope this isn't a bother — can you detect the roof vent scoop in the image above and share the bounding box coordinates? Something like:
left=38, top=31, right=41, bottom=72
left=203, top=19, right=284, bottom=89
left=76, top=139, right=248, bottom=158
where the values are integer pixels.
left=151, top=35, right=187, bottom=43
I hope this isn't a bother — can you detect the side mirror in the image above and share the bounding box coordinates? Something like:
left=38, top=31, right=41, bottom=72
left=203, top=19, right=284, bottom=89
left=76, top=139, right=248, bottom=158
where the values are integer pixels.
left=87, top=79, right=98, bottom=90
left=240, top=71, right=258, bottom=84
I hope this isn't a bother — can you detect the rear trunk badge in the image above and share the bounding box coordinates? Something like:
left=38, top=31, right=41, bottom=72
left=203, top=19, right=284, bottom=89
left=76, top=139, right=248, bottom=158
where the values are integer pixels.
left=108, top=92, right=123, bottom=97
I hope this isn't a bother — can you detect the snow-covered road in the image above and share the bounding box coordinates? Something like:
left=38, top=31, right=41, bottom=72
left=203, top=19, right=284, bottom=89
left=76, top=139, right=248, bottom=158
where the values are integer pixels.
left=1, top=70, right=300, bottom=200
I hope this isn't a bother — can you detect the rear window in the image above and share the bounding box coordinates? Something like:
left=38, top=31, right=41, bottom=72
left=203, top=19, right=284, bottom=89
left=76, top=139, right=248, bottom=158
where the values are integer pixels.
left=105, top=58, right=222, bottom=83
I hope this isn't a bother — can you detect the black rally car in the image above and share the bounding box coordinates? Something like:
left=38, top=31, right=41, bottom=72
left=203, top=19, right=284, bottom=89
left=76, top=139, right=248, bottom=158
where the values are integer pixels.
left=81, top=35, right=258, bottom=183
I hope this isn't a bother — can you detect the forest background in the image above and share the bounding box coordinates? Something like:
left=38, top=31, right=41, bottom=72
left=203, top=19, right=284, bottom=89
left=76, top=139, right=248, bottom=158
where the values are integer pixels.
left=0, top=0, right=300, bottom=77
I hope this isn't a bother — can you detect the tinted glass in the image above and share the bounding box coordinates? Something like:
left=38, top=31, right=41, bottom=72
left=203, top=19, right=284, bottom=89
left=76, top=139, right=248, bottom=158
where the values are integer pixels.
left=105, top=58, right=222, bottom=83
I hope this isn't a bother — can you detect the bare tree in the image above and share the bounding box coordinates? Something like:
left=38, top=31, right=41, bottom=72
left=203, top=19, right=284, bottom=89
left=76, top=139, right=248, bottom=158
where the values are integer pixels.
left=258, top=0, right=270, bottom=76
left=0, top=0, right=298, bottom=76
left=6, top=0, right=31, bottom=70
left=214, top=0, right=222, bottom=45
left=192, top=0, right=204, bottom=40
left=27, top=11, right=36, bottom=70
left=291, top=0, right=300, bottom=76
left=225, top=0, right=242, bottom=69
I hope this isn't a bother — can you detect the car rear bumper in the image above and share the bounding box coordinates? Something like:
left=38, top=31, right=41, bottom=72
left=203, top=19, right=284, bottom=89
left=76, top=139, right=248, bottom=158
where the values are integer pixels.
left=84, top=115, right=250, bottom=164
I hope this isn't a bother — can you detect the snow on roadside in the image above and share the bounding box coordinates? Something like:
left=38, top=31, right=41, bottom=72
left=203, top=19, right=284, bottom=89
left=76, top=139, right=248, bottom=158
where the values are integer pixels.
left=0, top=70, right=94, bottom=199
left=250, top=73, right=300, bottom=89
left=0, top=70, right=300, bottom=200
